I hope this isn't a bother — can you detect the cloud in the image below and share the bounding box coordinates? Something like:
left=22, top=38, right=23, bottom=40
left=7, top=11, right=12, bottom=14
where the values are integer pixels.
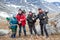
left=44, top=0, right=60, bottom=2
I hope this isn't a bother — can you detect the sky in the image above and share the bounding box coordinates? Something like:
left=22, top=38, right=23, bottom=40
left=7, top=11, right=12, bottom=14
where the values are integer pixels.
left=44, top=0, right=60, bottom=2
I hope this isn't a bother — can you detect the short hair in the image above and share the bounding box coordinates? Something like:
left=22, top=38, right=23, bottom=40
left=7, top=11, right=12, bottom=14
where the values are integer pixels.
left=29, top=11, right=32, bottom=13
left=18, top=9, right=22, bottom=11
left=38, top=8, right=42, bottom=10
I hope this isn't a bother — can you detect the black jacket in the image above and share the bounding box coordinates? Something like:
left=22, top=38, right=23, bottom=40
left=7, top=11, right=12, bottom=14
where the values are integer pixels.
left=27, top=14, right=36, bottom=25
left=35, top=12, right=48, bottom=24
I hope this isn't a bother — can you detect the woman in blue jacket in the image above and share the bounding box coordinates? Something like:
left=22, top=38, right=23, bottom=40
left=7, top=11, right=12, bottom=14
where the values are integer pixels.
left=9, top=15, right=18, bottom=38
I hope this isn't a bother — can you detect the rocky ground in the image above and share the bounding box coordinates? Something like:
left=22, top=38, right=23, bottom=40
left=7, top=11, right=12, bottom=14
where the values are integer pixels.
left=0, top=34, right=60, bottom=40
left=0, top=21, right=60, bottom=40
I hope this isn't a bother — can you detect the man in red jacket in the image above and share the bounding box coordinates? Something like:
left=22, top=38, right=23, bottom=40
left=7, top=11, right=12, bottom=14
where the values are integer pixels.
left=16, top=9, right=26, bottom=36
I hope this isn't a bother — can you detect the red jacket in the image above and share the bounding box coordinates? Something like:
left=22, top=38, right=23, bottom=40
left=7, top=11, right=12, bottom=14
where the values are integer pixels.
left=16, top=14, right=26, bottom=26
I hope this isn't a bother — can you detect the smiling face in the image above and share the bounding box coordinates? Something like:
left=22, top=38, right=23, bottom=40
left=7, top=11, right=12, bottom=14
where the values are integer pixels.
left=18, top=10, right=22, bottom=14
left=18, top=9, right=22, bottom=14
left=38, top=9, right=43, bottom=14
left=29, top=11, right=33, bottom=16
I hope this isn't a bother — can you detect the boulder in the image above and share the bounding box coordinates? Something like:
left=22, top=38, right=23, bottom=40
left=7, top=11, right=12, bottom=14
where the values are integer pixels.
left=0, top=29, right=10, bottom=36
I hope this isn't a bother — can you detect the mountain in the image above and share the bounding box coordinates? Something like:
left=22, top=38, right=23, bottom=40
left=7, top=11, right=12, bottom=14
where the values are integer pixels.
left=0, top=0, right=60, bottom=13
left=0, top=29, right=9, bottom=36
left=0, top=0, right=60, bottom=18
left=51, top=2, right=60, bottom=8
left=1, top=0, right=60, bottom=35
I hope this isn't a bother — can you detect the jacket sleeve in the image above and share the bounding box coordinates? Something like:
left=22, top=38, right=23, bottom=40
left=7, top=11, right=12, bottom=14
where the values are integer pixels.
left=34, top=14, right=39, bottom=20
left=27, top=15, right=29, bottom=21
left=43, top=13, right=48, bottom=19
left=27, top=15, right=33, bottom=23
left=9, top=19, right=12, bottom=25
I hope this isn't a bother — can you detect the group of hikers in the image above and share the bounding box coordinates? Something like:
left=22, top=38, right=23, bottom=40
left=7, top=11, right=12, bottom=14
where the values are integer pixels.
left=6, top=8, right=49, bottom=38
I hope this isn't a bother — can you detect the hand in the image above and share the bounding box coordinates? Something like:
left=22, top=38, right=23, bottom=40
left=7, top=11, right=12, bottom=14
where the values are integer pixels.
left=32, top=18, right=34, bottom=20
left=19, top=21, right=21, bottom=24
left=43, top=17, right=45, bottom=18
left=20, top=19, right=23, bottom=21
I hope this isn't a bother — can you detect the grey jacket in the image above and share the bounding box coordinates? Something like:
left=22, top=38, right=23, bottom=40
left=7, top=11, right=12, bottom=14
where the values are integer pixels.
left=35, top=12, right=48, bottom=24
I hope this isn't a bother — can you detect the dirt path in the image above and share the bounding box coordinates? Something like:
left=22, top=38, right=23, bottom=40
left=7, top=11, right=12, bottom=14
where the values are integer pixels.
left=0, top=34, right=60, bottom=40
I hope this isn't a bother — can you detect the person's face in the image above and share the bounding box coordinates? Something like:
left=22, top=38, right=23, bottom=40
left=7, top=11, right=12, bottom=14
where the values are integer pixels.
left=7, top=20, right=10, bottom=22
left=18, top=10, right=22, bottom=14
left=29, top=12, right=32, bottom=16
left=38, top=10, right=43, bottom=13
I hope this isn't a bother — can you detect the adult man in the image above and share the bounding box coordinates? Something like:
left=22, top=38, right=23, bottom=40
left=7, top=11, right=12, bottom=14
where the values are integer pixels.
left=35, top=8, right=49, bottom=37
left=27, top=11, right=37, bottom=35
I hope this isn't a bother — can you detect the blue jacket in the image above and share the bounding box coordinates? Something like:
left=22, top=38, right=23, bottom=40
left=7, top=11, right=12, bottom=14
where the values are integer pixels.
left=9, top=17, right=18, bottom=29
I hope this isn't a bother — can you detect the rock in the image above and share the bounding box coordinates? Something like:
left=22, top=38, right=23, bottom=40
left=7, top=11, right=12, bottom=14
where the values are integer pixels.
left=0, top=29, right=10, bottom=36
left=35, top=25, right=41, bottom=35
left=35, top=24, right=58, bottom=35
